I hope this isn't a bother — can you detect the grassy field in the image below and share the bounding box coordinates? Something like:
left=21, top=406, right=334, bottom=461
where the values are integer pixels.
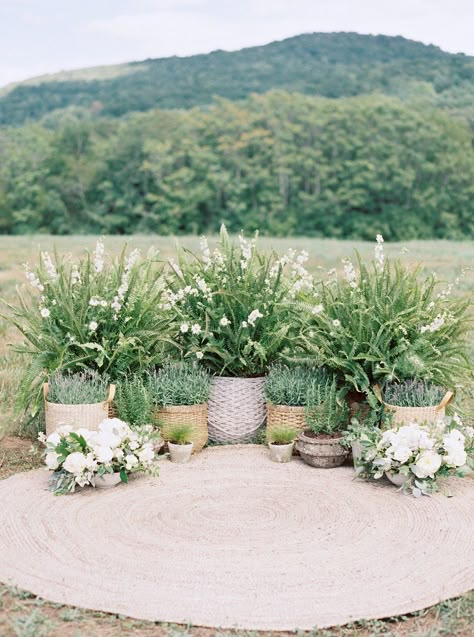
left=0, top=235, right=473, bottom=637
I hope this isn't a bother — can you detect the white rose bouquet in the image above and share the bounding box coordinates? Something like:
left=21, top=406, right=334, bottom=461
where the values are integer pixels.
left=356, top=415, right=473, bottom=497
left=39, top=418, right=160, bottom=495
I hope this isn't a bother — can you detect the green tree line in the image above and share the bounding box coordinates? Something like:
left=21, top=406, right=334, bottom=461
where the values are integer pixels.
left=1, top=92, right=473, bottom=239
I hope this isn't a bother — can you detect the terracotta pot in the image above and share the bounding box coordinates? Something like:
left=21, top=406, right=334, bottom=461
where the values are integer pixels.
left=296, top=431, right=348, bottom=468
left=386, top=471, right=409, bottom=487
left=268, top=442, right=294, bottom=463
left=95, top=472, right=122, bottom=489
left=168, top=441, right=194, bottom=463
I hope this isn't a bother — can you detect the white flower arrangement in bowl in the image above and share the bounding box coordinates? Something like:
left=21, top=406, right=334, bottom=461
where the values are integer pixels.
left=355, top=414, right=473, bottom=497
left=39, top=418, right=160, bottom=495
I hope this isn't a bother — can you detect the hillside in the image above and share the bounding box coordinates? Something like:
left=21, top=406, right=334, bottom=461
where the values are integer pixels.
left=1, top=32, right=474, bottom=126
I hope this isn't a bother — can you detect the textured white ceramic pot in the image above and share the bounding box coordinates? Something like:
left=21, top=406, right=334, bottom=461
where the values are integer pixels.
left=268, top=442, right=294, bottom=463
left=95, top=472, right=122, bottom=489
left=386, top=471, right=409, bottom=487
left=168, top=442, right=194, bottom=463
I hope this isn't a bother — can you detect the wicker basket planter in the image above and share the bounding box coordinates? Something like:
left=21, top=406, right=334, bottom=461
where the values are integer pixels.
left=43, top=383, right=115, bottom=437
left=156, top=404, right=208, bottom=453
left=383, top=391, right=454, bottom=426
left=266, top=403, right=306, bottom=437
left=208, top=377, right=266, bottom=443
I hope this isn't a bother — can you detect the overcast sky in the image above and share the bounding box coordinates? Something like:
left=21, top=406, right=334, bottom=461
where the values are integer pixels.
left=0, top=0, right=473, bottom=87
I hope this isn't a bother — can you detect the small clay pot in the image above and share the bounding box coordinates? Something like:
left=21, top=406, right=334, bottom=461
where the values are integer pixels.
left=168, top=441, right=194, bottom=463
left=296, top=431, right=348, bottom=468
left=268, top=441, right=294, bottom=463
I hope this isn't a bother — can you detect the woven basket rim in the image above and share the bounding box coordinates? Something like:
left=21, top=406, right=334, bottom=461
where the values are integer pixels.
left=383, top=401, right=441, bottom=411
left=45, top=399, right=110, bottom=408
left=267, top=402, right=305, bottom=412
left=157, top=403, right=207, bottom=412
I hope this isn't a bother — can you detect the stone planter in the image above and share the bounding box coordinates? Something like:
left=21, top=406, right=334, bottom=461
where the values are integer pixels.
left=208, top=377, right=266, bottom=443
left=296, top=431, right=348, bottom=468
left=386, top=471, right=409, bottom=487
left=268, top=441, right=294, bottom=463
left=95, top=472, right=122, bottom=489
left=168, top=442, right=194, bottom=463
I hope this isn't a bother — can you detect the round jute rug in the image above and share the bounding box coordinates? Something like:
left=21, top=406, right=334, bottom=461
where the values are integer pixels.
left=0, top=445, right=473, bottom=631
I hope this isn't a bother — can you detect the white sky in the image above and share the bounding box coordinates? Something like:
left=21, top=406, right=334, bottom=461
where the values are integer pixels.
left=0, top=0, right=473, bottom=87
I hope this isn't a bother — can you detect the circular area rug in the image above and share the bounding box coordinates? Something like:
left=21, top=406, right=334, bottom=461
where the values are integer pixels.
left=0, top=445, right=473, bottom=630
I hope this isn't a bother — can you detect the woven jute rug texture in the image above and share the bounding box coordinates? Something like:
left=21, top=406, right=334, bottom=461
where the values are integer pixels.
left=0, top=445, right=473, bottom=630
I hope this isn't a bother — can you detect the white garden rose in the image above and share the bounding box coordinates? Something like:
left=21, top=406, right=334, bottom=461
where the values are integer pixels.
left=92, top=430, right=121, bottom=449
left=411, top=451, right=442, bottom=479
left=85, top=453, right=98, bottom=471
left=45, top=452, right=60, bottom=470
left=417, top=430, right=434, bottom=450
left=444, top=447, right=467, bottom=468
left=63, top=452, right=88, bottom=475
left=93, top=446, right=114, bottom=464
left=392, top=446, right=412, bottom=463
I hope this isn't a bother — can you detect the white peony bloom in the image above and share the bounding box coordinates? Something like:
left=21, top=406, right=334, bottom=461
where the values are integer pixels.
left=92, top=430, right=121, bottom=449
left=191, top=323, right=202, bottom=335
left=40, top=308, right=50, bottom=318
left=45, top=452, right=60, bottom=470
left=85, top=453, right=98, bottom=471
left=444, top=448, right=467, bottom=468
left=93, top=446, right=114, bottom=464
left=411, top=451, right=442, bottom=479
left=63, top=452, right=88, bottom=475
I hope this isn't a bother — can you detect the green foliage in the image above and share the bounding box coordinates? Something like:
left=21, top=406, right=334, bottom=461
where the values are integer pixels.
left=305, top=375, right=349, bottom=435
left=47, top=369, right=109, bottom=405
left=383, top=379, right=446, bottom=407
left=301, top=239, right=473, bottom=406
left=147, top=361, right=211, bottom=406
left=2, top=240, right=175, bottom=415
left=114, top=375, right=154, bottom=427
left=1, top=33, right=473, bottom=126
left=167, top=423, right=193, bottom=445
left=0, top=91, right=473, bottom=239
left=264, top=364, right=317, bottom=406
left=165, top=225, right=313, bottom=376
left=267, top=425, right=298, bottom=445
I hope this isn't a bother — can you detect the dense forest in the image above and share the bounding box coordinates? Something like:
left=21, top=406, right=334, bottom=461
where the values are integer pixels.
left=0, top=33, right=473, bottom=238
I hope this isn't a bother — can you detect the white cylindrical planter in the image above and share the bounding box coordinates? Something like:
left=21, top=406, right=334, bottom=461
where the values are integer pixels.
left=95, top=472, right=122, bottom=489
left=208, top=377, right=266, bottom=443
left=168, top=442, right=194, bottom=463
left=268, top=442, right=294, bottom=463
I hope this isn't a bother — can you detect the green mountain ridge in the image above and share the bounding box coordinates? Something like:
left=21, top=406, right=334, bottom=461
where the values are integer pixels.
left=1, top=32, right=473, bottom=126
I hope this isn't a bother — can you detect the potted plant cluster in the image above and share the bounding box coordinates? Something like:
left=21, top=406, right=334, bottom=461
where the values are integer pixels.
left=166, top=423, right=194, bottom=463
left=267, top=425, right=297, bottom=463
left=39, top=418, right=160, bottom=494
left=296, top=373, right=349, bottom=468
left=379, top=379, right=454, bottom=425
left=43, top=370, right=115, bottom=436
left=148, top=361, right=211, bottom=452
left=264, top=365, right=314, bottom=441
left=354, top=415, right=474, bottom=496
left=163, top=225, right=314, bottom=443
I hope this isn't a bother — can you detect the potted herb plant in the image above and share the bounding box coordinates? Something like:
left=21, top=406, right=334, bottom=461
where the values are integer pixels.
left=380, top=379, right=454, bottom=426
left=265, top=365, right=314, bottom=441
left=43, top=370, right=115, bottom=436
left=296, top=374, right=349, bottom=468
left=39, top=418, right=159, bottom=494
left=166, top=423, right=194, bottom=463
left=148, top=362, right=210, bottom=452
left=165, top=225, right=314, bottom=443
left=267, top=425, right=297, bottom=463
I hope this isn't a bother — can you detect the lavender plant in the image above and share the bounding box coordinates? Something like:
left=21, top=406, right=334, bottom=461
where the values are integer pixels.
left=148, top=361, right=211, bottom=407
left=383, top=379, right=446, bottom=407
left=3, top=240, right=176, bottom=415
left=47, top=370, right=109, bottom=405
left=265, top=364, right=317, bottom=406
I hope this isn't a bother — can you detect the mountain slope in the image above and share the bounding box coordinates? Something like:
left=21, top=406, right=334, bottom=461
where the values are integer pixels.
left=1, top=32, right=473, bottom=126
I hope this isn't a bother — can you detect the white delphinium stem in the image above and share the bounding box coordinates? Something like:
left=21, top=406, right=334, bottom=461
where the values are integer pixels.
left=41, top=252, right=58, bottom=282
left=94, top=239, right=105, bottom=274
left=342, top=259, right=358, bottom=289
left=374, top=234, right=385, bottom=272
